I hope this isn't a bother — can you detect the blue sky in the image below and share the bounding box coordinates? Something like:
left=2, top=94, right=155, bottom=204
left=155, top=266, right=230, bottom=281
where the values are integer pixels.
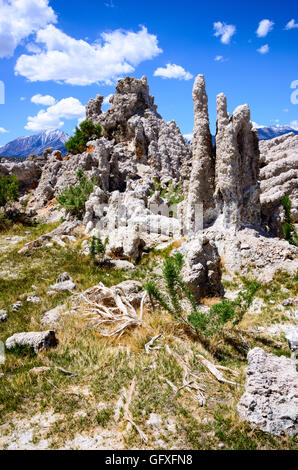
left=0, top=0, right=297, bottom=146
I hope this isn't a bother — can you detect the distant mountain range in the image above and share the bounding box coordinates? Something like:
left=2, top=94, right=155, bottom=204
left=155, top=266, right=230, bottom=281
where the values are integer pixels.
left=257, top=125, right=298, bottom=141
left=185, top=125, right=298, bottom=145
left=0, top=130, right=69, bottom=158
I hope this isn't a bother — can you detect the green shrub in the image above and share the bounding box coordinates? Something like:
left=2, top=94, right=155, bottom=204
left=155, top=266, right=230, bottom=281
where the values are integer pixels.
left=0, top=174, right=19, bottom=208
left=145, top=253, right=203, bottom=332
left=57, top=170, right=94, bottom=219
left=145, top=254, right=259, bottom=338
left=281, top=195, right=298, bottom=246
left=65, top=120, right=103, bottom=155
left=89, top=232, right=109, bottom=262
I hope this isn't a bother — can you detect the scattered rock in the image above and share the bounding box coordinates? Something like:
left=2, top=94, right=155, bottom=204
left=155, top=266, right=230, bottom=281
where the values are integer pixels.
left=12, top=301, right=22, bottom=312
left=50, top=273, right=76, bottom=292
left=5, top=331, right=58, bottom=354
left=282, top=298, right=298, bottom=307
left=146, top=413, right=162, bottom=427
left=41, top=304, right=69, bottom=328
left=0, top=310, right=8, bottom=322
left=237, top=348, right=298, bottom=436
left=27, top=296, right=41, bottom=304
left=29, top=367, right=51, bottom=375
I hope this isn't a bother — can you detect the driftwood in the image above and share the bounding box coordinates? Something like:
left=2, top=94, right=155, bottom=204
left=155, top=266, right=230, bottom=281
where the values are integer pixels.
left=75, top=283, right=142, bottom=337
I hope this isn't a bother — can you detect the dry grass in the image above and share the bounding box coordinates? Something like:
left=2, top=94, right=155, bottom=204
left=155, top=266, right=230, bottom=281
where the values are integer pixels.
left=0, top=223, right=297, bottom=450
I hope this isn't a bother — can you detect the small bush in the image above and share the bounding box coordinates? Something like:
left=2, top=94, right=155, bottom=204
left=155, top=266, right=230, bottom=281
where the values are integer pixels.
left=57, top=170, right=94, bottom=219
left=281, top=195, right=298, bottom=246
left=89, top=232, right=109, bottom=262
left=0, top=174, right=19, bottom=208
left=145, top=254, right=259, bottom=338
left=65, top=120, right=103, bottom=155
left=96, top=407, right=114, bottom=427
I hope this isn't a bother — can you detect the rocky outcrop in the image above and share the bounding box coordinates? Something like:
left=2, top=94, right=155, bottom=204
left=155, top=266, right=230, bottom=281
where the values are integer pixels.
left=215, top=95, right=261, bottom=229
left=259, top=132, right=298, bottom=233
left=178, top=235, right=222, bottom=301
left=5, top=331, right=57, bottom=353
left=86, top=76, right=191, bottom=187
left=0, top=159, right=42, bottom=191
left=237, top=348, right=298, bottom=436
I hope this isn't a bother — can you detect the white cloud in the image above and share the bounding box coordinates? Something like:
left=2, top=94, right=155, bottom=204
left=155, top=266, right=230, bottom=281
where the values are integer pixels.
left=0, top=0, right=57, bottom=58
left=20, top=97, right=26, bottom=101
left=154, top=63, right=193, bottom=80
left=25, top=97, right=85, bottom=131
left=214, top=55, right=226, bottom=62
left=213, top=22, right=236, bottom=44
left=285, top=19, right=298, bottom=30
left=183, top=133, right=193, bottom=142
left=291, top=120, right=298, bottom=130
left=31, top=93, right=56, bottom=106
left=15, top=25, right=162, bottom=86
left=0, top=127, right=9, bottom=133
left=257, top=44, right=270, bottom=54
left=103, top=94, right=113, bottom=106
left=256, top=19, right=274, bottom=38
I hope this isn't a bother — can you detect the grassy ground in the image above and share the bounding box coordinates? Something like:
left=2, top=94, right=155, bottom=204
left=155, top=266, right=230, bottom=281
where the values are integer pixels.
left=0, top=222, right=297, bottom=450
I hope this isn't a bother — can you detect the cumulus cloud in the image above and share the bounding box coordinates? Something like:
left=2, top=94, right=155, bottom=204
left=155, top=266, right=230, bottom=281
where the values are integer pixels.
left=25, top=97, right=85, bottom=131
left=0, top=127, right=9, bottom=133
left=213, top=22, right=236, bottom=44
left=154, top=63, right=193, bottom=80
left=285, top=19, right=298, bottom=30
left=15, top=25, right=162, bottom=86
left=257, top=44, right=270, bottom=54
left=31, top=94, right=56, bottom=106
left=256, top=19, right=274, bottom=38
left=0, top=0, right=57, bottom=58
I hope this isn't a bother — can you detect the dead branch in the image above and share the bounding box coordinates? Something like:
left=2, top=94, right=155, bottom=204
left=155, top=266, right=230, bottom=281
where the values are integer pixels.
left=196, top=354, right=238, bottom=385
left=124, top=378, right=148, bottom=444
left=145, top=334, right=162, bottom=354
left=165, top=345, right=206, bottom=405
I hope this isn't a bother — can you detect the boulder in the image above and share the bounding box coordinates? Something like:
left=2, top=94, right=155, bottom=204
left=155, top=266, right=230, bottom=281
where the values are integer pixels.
left=178, top=235, right=222, bottom=301
left=237, top=348, right=298, bottom=436
left=112, top=280, right=143, bottom=307
left=5, top=331, right=57, bottom=354
left=106, top=226, right=144, bottom=261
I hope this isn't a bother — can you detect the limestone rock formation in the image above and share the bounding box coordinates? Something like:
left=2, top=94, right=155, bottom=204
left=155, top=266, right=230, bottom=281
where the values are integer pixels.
left=237, top=348, right=298, bottom=436
left=186, top=75, right=215, bottom=230
left=215, top=95, right=261, bottom=228
left=178, top=235, right=222, bottom=301
left=0, top=159, right=42, bottom=191
left=5, top=330, right=57, bottom=353
left=259, top=132, right=298, bottom=233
